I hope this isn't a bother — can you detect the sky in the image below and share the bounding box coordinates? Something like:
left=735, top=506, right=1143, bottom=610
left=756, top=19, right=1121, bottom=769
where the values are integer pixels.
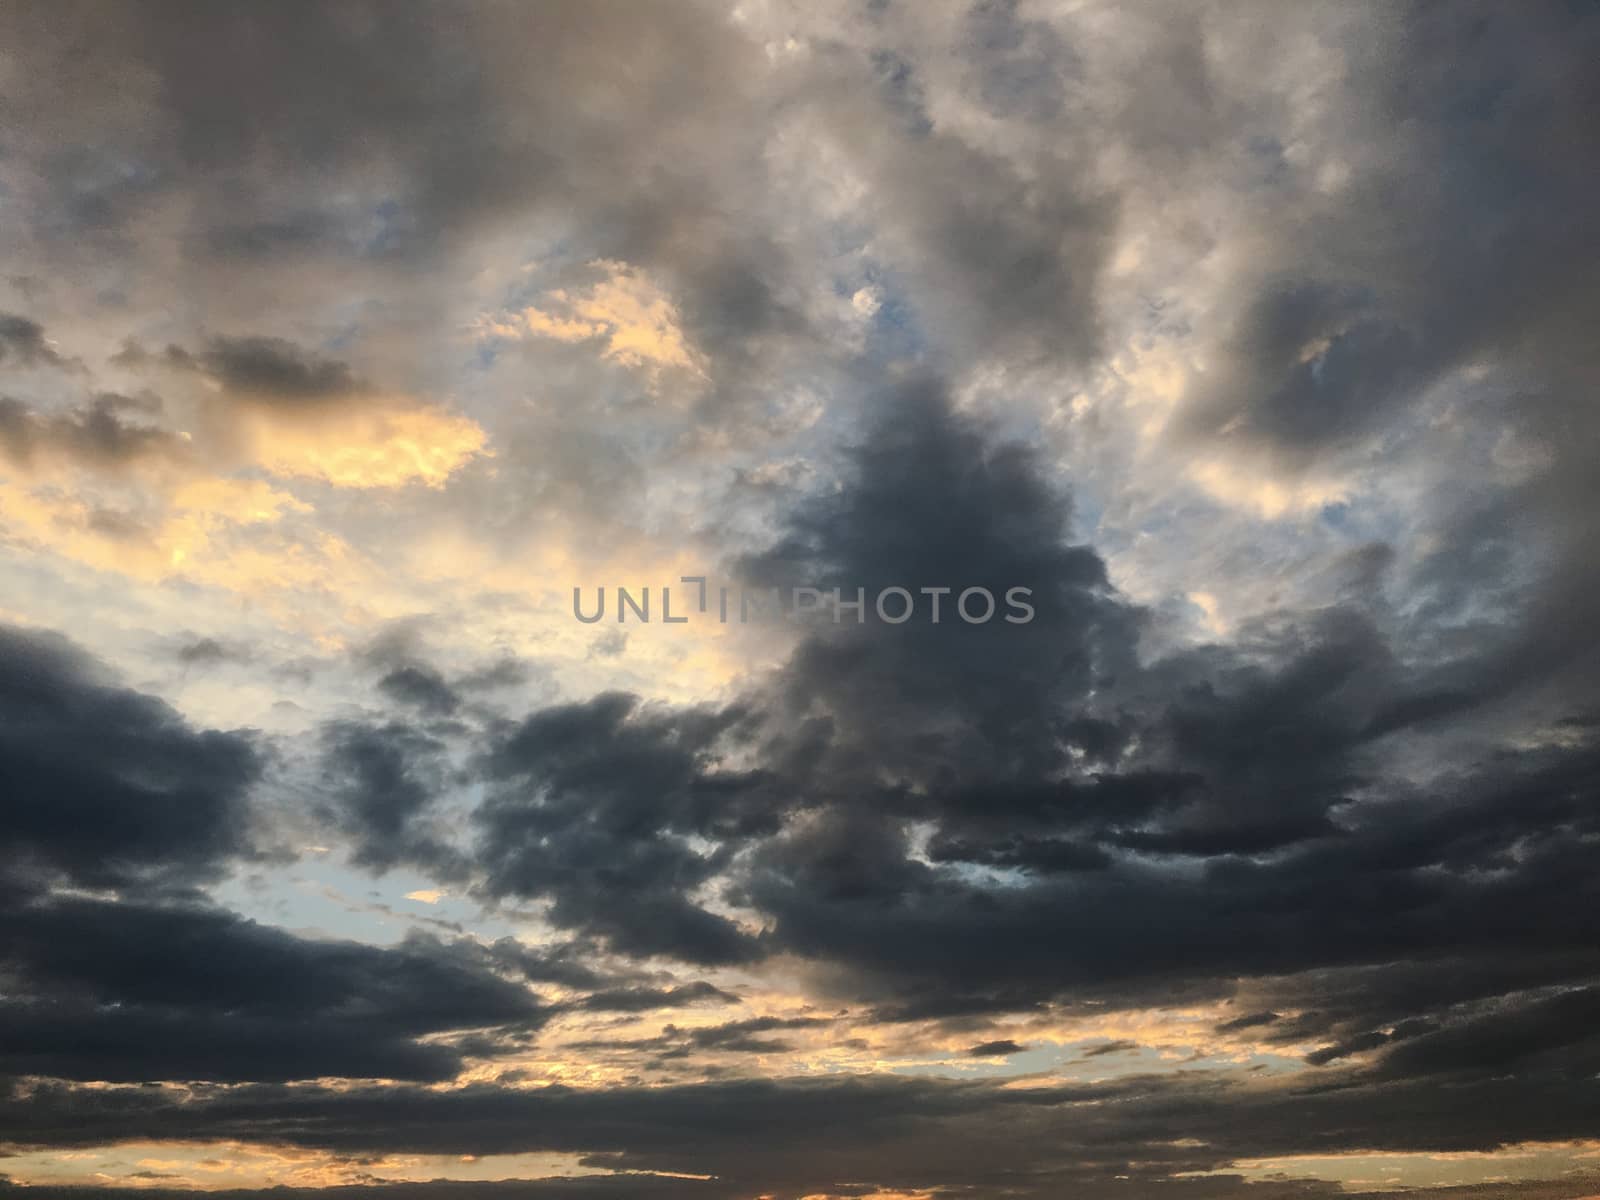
left=1, top=1, right=1598, bottom=1197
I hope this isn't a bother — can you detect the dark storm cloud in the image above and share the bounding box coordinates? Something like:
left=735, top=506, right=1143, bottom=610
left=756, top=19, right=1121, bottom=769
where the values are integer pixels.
left=705, top=381, right=1600, bottom=1022
left=0, top=893, right=552, bottom=1083
left=472, top=692, right=770, bottom=965
left=316, top=719, right=466, bottom=878
left=738, top=379, right=1138, bottom=789
left=0, top=628, right=560, bottom=1085
left=1369, top=986, right=1600, bottom=1080
left=0, top=624, right=259, bottom=896
left=399, top=379, right=1600, bottom=1033
left=1222, top=949, right=1600, bottom=1068
left=743, top=737, right=1600, bottom=1021
left=717, top=391, right=1348, bottom=1004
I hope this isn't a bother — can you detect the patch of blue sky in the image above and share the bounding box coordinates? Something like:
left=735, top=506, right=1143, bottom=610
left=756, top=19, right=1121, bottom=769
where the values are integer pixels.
left=210, top=854, right=524, bottom=949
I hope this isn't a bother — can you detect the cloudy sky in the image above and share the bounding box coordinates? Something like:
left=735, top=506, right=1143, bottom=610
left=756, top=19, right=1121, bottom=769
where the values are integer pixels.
left=2, top=1, right=1599, bottom=1197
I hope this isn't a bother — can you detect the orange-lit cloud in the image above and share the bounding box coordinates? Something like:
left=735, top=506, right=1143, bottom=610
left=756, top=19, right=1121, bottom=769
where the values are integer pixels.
left=244, top=401, right=488, bottom=489
left=477, top=260, right=705, bottom=379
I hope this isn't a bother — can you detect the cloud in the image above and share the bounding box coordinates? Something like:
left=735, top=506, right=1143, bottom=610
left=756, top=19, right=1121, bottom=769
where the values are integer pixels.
left=473, top=691, right=769, bottom=965
left=966, top=1039, right=1024, bottom=1058
left=477, top=261, right=705, bottom=379
left=135, top=334, right=489, bottom=488
left=0, top=623, right=260, bottom=896
left=245, top=404, right=488, bottom=489
left=0, top=627, right=559, bottom=1086
left=191, top=336, right=366, bottom=406
left=6, top=1069, right=1600, bottom=1199
left=567, top=981, right=741, bottom=1015
left=377, top=664, right=461, bottom=716
left=1079, top=1039, right=1140, bottom=1059
left=401, top=383, right=1600, bottom=1043
left=0, top=392, right=180, bottom=473
left=1, top=1, right=1599, bottom=1195
left=316, top=719, right=465, bottom=879
left=0, top=899, right=549, bottom=1083
left=0, top=313, right=69, bottom=369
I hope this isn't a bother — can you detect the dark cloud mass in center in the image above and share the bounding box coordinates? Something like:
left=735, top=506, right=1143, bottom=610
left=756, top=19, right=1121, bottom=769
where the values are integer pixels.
left=1, top=1, right=1597, bottom=1197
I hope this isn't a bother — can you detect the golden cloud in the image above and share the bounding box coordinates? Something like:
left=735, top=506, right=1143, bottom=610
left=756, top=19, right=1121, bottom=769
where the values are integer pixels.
left=477, top=259, right=705, bottom=378
left=244, top=402, right=489, bottom=489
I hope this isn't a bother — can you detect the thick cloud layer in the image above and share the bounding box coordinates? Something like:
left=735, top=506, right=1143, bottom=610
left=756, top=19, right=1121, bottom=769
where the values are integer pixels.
left=2, top=0, right=1598, bottom=1196
left=5, top=1068, right=1600, bottom=1199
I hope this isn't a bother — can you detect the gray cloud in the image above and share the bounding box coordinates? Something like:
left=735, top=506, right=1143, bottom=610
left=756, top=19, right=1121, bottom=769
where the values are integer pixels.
left=0, top=624, right=260, bottom=897
left=0, top=390, right=179, bottom=472
left=0, top=312, right=68, bottom=368
left=0, top=900, right=548, bottom=1084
